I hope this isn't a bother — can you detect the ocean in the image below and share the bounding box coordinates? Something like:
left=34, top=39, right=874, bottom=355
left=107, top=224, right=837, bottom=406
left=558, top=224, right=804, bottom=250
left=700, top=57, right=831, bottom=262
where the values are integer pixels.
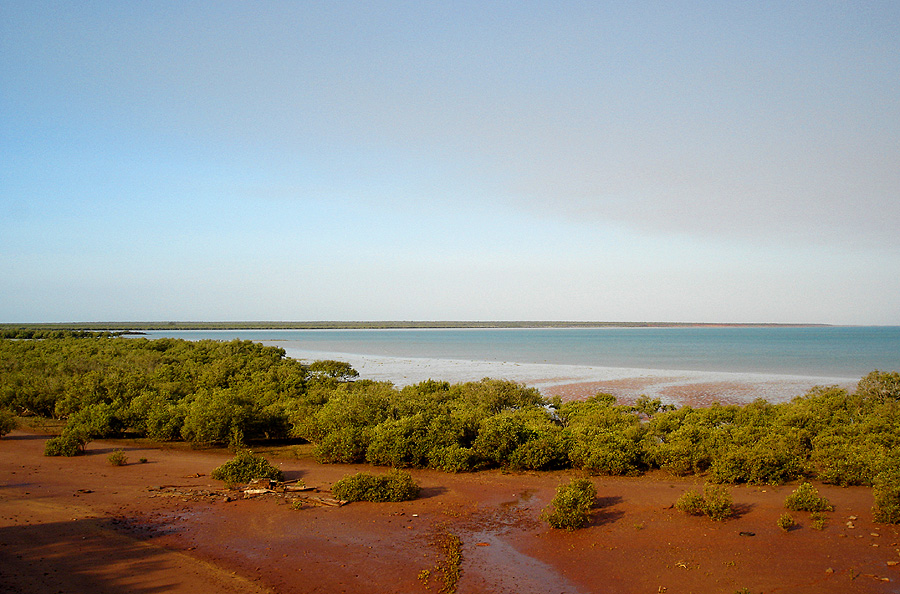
left=142, top=326, right=900, bottom=379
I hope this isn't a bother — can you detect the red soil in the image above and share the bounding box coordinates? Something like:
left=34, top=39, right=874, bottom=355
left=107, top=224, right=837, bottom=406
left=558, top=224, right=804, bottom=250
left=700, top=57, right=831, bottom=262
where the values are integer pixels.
left=2, top=431, right=898, bottom=594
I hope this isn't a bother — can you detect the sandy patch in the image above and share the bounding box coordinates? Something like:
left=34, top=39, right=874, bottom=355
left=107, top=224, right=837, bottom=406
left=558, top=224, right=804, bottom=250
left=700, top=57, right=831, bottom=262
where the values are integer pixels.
left=274, top=347, right=859, bottom=406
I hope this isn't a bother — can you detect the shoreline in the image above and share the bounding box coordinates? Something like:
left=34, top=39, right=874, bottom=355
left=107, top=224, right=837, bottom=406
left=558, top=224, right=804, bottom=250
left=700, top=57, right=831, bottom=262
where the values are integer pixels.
left=273, top=346, right=859, bottom=406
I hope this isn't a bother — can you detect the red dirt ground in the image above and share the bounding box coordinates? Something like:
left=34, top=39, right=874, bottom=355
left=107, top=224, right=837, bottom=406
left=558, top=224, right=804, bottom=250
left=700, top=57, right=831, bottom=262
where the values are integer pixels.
left=2, top=431, right=898, bottom=594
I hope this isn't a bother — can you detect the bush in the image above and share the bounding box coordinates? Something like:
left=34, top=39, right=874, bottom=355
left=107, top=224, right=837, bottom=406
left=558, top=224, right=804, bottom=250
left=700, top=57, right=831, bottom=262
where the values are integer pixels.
left=811, top=512, right=827, bottom=530
left=701, top=484, right=734, bottom=521
left=675, top=489, right=706, bottom=516
left=811, top=436, right=879, bottom=486
left=784, top=482, right=833, bottom=512
left=43, top=431, right=87, bottom=457
left=541, top=478, right=597, bottom=530
left=675, top=483, right=733, bottom=521
left=0, top=408, right=16, bottom=437
left=366, top=415, right=431, bottom=468
left=872, top=469, right=900, bottom=524
left=777, top=512, right=796, bottom=531
left=314, top=426, right=372, bottom=464
left=108, top=449, right=128, bottom=466
left=331, top=469, right=420, bottom=502
left=428, top=445, right=475, bottom=473
left=211, top=450, right=284, bottom=485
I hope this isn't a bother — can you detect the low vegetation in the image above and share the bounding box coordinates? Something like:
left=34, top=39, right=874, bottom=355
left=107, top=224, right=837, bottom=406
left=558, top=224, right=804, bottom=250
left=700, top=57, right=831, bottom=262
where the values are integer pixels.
left=777, top=512, right=796, bottom=532
left=810, top=512, right=827, bottom=530
left=107, top=449, right=128, bottom=466
left=784, top=482, right=833, bottom=512
left=541, top=477, right=597, bottom=530
left=2, top=335, right=899, bottom=522
left=872, top=467, right=900, bottom=524
left=330, top=469, right=420, bottom=502
left=0, top=408, right=16, bottom=437
left=675, top=483, right=733, bottom=521
left=211, top=450, right=284, bottom=485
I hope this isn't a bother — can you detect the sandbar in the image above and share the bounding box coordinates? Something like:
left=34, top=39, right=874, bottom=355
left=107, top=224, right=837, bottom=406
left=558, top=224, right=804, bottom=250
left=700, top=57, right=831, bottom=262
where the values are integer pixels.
left=273, top=346, right=859, bottom=406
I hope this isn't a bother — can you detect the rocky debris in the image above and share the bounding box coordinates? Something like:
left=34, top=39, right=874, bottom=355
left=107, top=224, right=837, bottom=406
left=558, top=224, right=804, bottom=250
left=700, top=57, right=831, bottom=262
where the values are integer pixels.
left=148, top=485, right=227, bottom=502
left=146, top=478, right=347, bottom=507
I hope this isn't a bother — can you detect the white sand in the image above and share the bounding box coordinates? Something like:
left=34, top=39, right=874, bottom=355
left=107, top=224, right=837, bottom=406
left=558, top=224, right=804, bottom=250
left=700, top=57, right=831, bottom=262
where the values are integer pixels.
left=272, top=345, right=859, bottom=405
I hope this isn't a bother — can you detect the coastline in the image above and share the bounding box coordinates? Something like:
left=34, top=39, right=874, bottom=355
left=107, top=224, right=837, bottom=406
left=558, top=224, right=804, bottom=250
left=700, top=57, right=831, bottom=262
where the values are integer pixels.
left=273, top=345, right=859, bottom=406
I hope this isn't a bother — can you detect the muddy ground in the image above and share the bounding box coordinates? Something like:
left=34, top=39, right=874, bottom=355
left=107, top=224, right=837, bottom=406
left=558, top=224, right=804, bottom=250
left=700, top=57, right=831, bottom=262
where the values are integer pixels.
left=1, top=431, right=898, bottom=594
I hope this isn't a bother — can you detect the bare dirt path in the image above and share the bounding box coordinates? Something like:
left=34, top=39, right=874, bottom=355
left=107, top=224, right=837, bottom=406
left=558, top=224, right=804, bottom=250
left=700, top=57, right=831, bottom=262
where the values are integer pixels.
left=2, top=431, right=898, bottom=593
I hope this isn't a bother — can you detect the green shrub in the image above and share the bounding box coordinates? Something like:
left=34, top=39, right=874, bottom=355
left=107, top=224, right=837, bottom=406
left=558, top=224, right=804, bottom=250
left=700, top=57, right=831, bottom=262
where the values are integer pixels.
left=777, top=512, right=796, bottom=531
left=701, top=484, right=734, bottom=521
left=331, top=469, right=420, bottom=502
left=108, top=449, right=128, bottom=466
left=43, top=431, right=87, bottom=456
left=708, top=432, right=806, bottom=486
left=428, top=445, right=475, bottom=473
left=366, top=415, right=431, bottom=468
left=872, top=468, right=900, bottom=524
left=811, top=512, right=827, bottom=530
left=211, top=450, right=284, bottom=485
left=811, top=436, right=879, bottom=486
left=314, top=426, right=372, bottom=464
left=0, top=408, right=16, bottom=437
left=784, top=482, right=833, bottom=512
left=675, top=489, right=706, bottom=516
left=675, top=483, right=733, bottom=521
left=472, top=413, right=535, bottom=468
left=856, top=370, right=900, bottom=404
left=541, top=478, right=597, bottom=530
left=308, top=359, right=359, bottom=382
left=508, top=432, right=571, bottom=471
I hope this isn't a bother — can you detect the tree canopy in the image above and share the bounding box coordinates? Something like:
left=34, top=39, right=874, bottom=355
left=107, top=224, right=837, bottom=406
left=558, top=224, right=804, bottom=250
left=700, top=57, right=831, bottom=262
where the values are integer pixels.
left=2, top=336, right=899, bottom=493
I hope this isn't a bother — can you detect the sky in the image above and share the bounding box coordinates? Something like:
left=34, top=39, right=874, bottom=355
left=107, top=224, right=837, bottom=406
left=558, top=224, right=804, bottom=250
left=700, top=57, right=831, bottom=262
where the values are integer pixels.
left=2, top=2, right=899, bottom=325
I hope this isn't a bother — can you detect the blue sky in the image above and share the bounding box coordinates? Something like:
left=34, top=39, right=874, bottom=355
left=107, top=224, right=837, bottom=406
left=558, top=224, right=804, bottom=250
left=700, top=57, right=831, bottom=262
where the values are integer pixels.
left=2, top=2, right=899, bottom=324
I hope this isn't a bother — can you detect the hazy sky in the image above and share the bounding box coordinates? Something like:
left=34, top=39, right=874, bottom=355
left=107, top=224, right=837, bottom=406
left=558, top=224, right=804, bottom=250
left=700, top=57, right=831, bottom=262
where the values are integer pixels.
left=2, top=2, right=899, bottom=324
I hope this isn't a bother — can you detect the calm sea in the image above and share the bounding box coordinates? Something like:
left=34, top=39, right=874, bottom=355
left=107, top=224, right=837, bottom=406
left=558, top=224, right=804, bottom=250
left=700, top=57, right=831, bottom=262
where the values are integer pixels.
left=142, top=326, right=900, bottom=378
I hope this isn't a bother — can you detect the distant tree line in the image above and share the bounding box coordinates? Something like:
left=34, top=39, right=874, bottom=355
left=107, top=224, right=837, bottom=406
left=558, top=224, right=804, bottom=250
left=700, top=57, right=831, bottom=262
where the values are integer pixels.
left=0, top=320, right=828, bottom=333
left=0, top=336, right=898, bottom=497
left=0, top=328, right=126, bottom=339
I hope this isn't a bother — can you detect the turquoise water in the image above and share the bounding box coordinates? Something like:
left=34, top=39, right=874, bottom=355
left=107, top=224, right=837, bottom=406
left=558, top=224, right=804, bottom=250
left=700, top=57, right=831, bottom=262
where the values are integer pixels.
left=142, top=326, right=900, bottom=378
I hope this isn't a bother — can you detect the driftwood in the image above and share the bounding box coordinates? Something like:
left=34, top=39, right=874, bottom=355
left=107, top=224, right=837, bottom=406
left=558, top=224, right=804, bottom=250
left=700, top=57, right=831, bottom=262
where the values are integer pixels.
left=283, top=484, right=315, bottom=493
left=243, top=488, right=277, bottom=497
left=303, top=495, right=347, bottom=507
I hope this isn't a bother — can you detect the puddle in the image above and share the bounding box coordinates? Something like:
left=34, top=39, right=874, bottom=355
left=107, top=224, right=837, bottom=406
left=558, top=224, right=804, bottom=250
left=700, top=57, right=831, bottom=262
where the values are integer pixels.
left=461, top=530, right=589, bottom=594
left=499, top=489, right=535, bottom=510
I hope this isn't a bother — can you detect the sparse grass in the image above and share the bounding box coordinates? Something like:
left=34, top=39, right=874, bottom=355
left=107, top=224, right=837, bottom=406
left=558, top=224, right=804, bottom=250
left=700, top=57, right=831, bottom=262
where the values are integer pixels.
left=436, top=531, right=462, bottom=594
left=811, top=512, right=827, bottom=530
